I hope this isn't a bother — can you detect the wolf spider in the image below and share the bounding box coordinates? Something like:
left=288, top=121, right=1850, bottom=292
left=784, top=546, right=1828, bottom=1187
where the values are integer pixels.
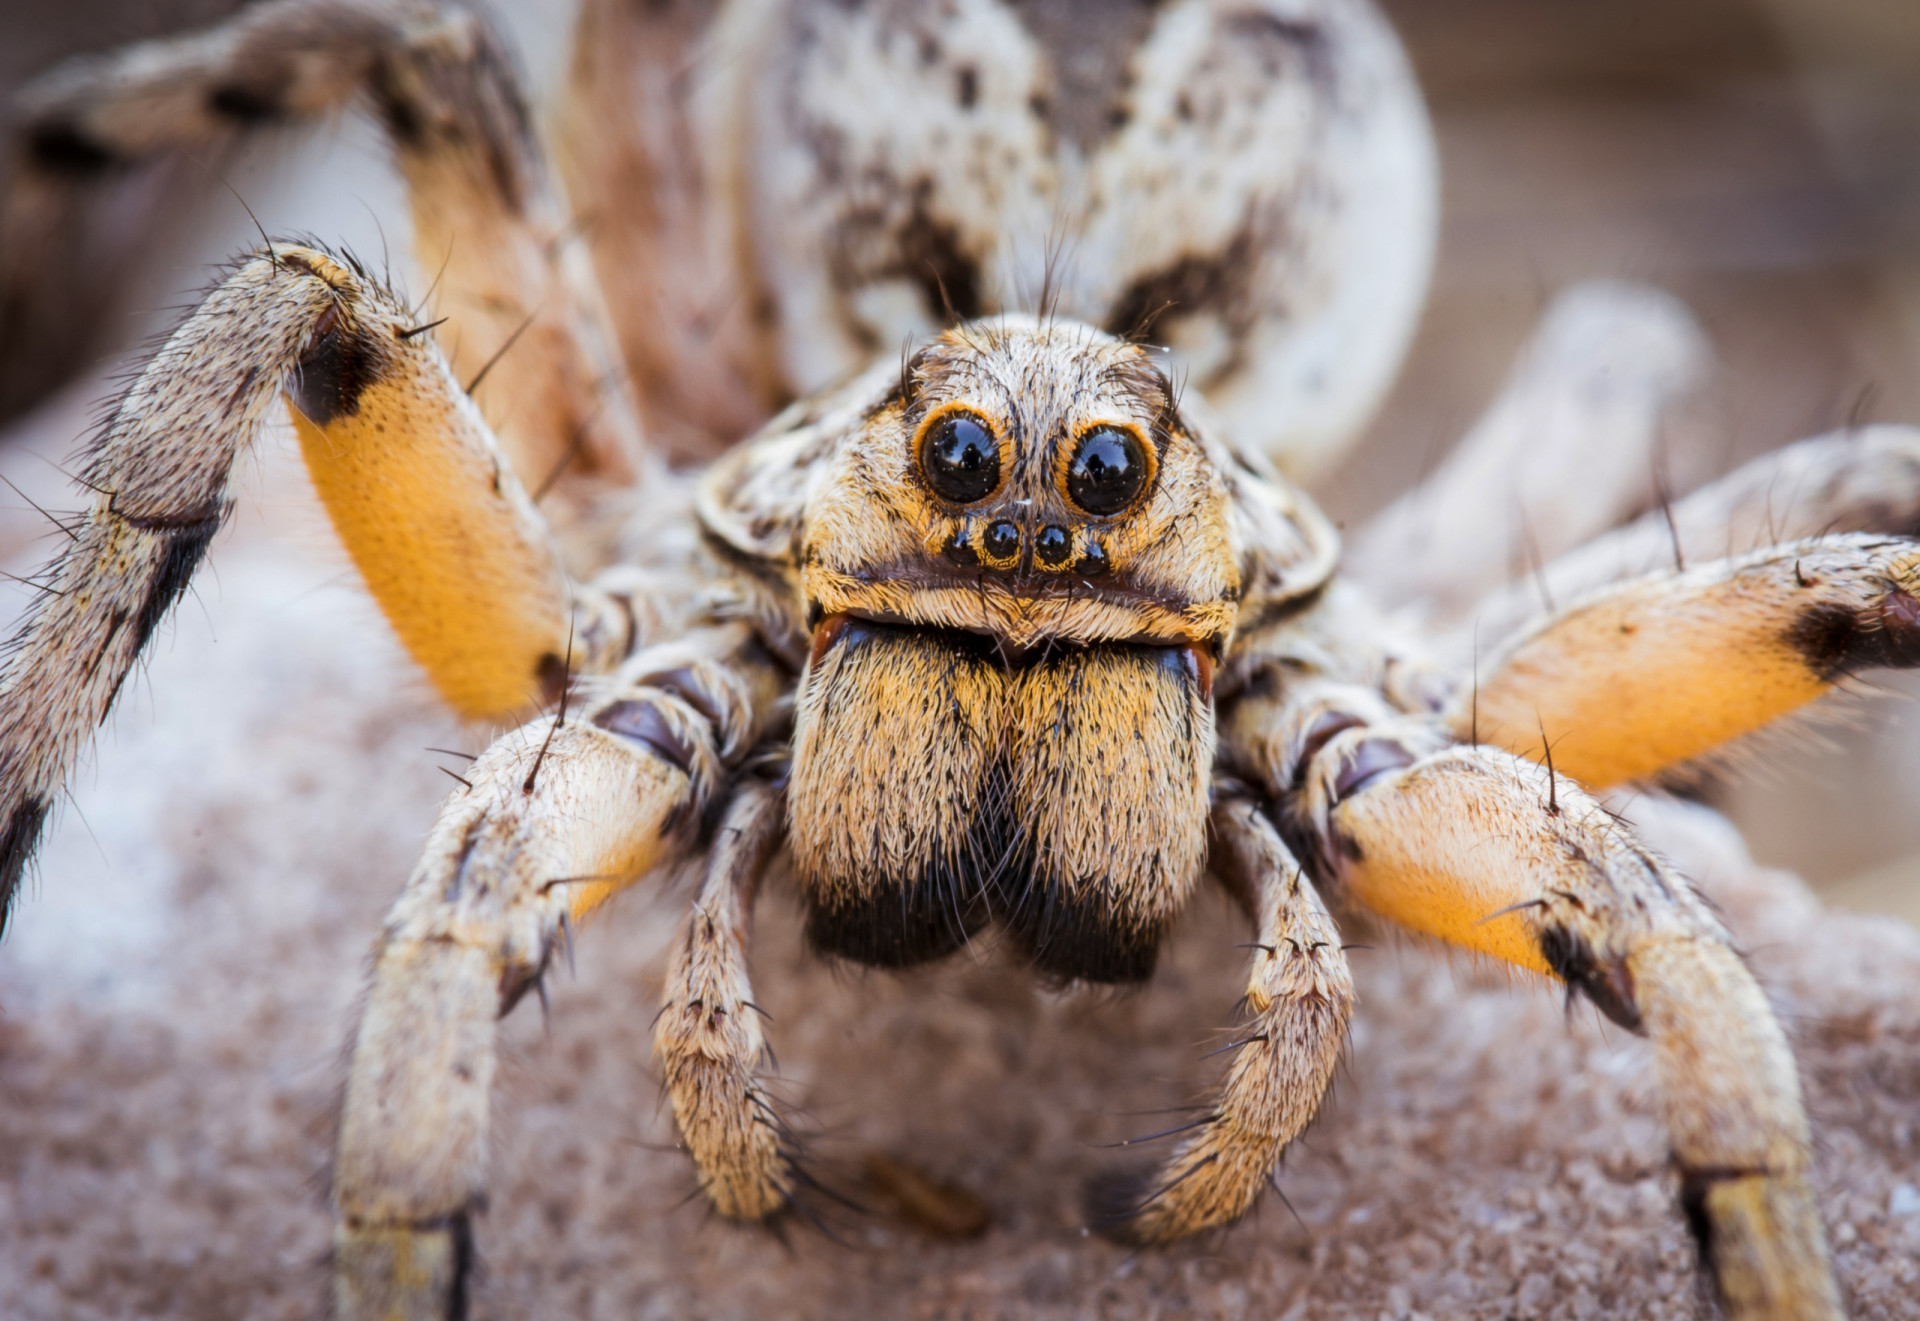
left=2, top=0, right=1914, bottom=1316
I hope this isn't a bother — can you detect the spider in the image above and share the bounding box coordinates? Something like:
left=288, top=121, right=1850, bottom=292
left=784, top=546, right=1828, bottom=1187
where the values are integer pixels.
left=0, top=0, right=1912, bottom=1317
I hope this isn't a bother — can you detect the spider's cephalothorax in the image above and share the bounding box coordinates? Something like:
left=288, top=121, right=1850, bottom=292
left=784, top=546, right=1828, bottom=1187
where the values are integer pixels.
left=773, top=320, right=1235, bottom=979
left=695, top=316, right=1333, bottom=981
left=1, top=1, right=1905, bottom=1317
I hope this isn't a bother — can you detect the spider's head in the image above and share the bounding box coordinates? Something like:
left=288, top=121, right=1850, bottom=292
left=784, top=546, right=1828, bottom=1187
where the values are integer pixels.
left=702, top=317, right=1330, bottom=985
left=796, top=315, right=1241, bottom=665
left=696, top=317, right=1278, bottom=985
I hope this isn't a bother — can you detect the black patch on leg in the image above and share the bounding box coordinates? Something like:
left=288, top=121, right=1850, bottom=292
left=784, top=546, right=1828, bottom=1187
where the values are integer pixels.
left=1268, top=786, right=1366, bottom=895
left=1678, top=1168, right=1719, bottom=1287
left=450, top=1213, right=473, bottom=1321
left=496, top=940, right=554, bottom=1020
left=0, top=796, right=50, bottom=939
left=1787, top=589, right=1920, bottom=679
left=1289, top=711, right=1364, bottom=789
left=24, top=122, right=119, bottom=175
left=370, top=32, right=534, bottom=212
left=1674, top=1163, right=1762, bottom=1304
left=1539, top=925, right=1643, bottom=1032
left=291, top=303, right=385, bottom=425
left=441, top=1209, right=475, bottom=1321
left=128, top=515, right=223, bottom=659
left=208, top=83, right=287, bottom=123
left=535, top=652, right=568, bottom=707
left=368, top=62, right=427, bottom=151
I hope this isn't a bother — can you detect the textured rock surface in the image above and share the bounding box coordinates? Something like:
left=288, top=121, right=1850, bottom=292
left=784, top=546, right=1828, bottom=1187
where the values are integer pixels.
left=0, top=434, right=1916, bottom=1321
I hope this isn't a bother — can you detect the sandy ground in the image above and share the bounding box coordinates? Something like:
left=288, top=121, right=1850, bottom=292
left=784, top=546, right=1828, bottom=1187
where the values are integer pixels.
left=0, top=391, right=1915, bottom=1320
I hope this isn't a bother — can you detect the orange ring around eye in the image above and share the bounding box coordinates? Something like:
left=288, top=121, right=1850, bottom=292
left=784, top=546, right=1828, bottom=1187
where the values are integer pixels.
left=1058, top=421, right=1157, bottom=518
left=914, top=403, right=1009, bottom=506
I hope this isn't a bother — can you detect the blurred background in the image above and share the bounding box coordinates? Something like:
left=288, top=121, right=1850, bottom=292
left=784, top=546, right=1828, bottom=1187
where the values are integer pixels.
left=2, top=0, right=1919, bottom=920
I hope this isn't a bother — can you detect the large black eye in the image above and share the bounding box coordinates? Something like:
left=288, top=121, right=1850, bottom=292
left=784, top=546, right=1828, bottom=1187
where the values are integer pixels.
left=920, top=411, right=1001, bottom=504
left=1066, top=426, right=1150, bottom=515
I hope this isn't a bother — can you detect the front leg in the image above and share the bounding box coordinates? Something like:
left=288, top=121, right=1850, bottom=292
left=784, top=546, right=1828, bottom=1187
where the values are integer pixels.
left=334, top=624, right=786, bottom=1320
left=1224, top=677, right=1841, bottom=1320
left=654, top=777, right=792, bottom=1221
left=0, top=247, right=638, bottom=931
left=1458, top=533, right=1920, bottom=789
left=1096, top=794, right=1352, bottom=1244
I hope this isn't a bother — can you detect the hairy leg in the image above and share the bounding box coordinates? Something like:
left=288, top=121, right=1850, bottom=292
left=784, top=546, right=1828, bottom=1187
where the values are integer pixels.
left=1097, top=793, right=1352, bottom=1244
left=1456, top=532, right=1920, bottom=788
left=335, top=622, right=786, bottom=1320
left=5, top=0, right=643, bottom=489
left=653, top=776, right=792, bottom=1221
left=1462, top=423, right=1920, bottom=649
left=1220, top=674, right=1840, bottom=1319
left=0, top=246, right=631, bottom=930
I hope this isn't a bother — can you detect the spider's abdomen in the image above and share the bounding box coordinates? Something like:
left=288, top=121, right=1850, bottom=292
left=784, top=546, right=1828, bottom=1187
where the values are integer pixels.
left=787, top=618, right=1212, bottom=983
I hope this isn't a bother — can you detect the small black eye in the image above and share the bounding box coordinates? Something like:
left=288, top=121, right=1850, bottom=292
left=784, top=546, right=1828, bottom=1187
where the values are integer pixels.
left=1066, top=426, right=1149, bottom=515
left=982, top=520, right=1021, bottom=561
left=1034, top=525, right=1071, bottom=567
left=942, top=524, right=978, bottom=566
left=920, top=411, right=1001, bottom=504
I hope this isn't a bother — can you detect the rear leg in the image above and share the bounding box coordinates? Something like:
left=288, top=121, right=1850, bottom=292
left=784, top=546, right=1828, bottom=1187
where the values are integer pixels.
left=1456, top=532, right=1920, bottom=788
left=555, top=0, right=779, bottom=462
left=4, top=0, right=644, bottom=494
left=1348, top=281, right=1708, bottom=621
left=1460, top=423, right=1920, bottom=650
